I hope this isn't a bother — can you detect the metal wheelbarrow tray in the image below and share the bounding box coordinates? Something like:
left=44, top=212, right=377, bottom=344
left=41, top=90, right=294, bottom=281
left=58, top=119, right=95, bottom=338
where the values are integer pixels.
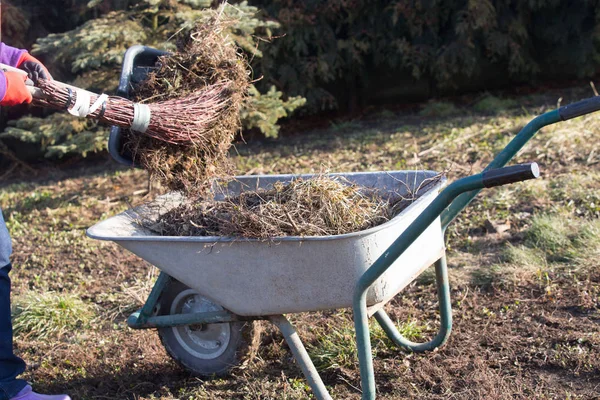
left=87, top=171, right=446, bottom=316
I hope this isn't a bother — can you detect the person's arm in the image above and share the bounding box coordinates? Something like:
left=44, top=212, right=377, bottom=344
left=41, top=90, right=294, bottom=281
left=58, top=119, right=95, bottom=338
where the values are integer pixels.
left=0, top=42, right=26, bottom=67
left=0, top=42, right=51, bottom=106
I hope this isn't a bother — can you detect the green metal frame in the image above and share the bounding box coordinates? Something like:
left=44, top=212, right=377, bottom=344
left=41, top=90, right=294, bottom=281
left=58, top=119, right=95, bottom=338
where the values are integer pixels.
left=353, top=173, right=489, bottom=399
left=126, top=272, right=259, bottom=329
left=440, top=110, right=561, bottom=231
left=128, top=271, right=170, bottom=327
left=374, top=255, right=452, bottom=352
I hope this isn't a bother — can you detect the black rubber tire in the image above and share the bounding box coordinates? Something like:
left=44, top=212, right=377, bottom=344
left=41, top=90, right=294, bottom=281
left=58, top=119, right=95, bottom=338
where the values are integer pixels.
left=156, top=280, right=256, bottom=376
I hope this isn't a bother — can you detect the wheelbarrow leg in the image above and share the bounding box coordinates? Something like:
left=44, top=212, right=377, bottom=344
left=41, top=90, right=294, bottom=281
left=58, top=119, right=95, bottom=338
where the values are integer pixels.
left=374, top=255, right=452, bottom=351
left=127, top=271, right=171, bottom=328
left=270, top=315, right=333, bottom=400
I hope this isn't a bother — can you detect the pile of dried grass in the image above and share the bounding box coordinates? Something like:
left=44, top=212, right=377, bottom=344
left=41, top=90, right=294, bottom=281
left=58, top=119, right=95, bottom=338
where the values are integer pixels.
left=126, top=14, right=248, bottom=195
left=147, top=174, right=441, bottom=238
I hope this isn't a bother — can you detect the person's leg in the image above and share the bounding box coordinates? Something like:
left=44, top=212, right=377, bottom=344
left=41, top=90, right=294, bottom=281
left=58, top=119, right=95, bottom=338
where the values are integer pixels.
left=0, top=211, right=71, bottom=400
left=0, top=264, right=27, bottom=400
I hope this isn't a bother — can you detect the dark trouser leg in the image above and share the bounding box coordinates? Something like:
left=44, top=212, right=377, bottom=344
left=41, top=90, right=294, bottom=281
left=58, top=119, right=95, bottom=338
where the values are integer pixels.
left=0, top=264, right=27, bottom=400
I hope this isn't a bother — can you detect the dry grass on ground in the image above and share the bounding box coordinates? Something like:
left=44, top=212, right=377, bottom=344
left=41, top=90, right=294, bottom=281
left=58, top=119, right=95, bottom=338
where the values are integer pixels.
left=1, top=85, right=599, bottom=399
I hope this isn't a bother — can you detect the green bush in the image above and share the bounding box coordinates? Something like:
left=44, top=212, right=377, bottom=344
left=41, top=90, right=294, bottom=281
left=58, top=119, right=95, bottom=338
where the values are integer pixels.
left=251, top=0, right=600, bottom=112
left=473, top=95, right=518, bottom=114
left=420, top=101, right=460, bottom=117
left=0, top=114, right=108, bottom=159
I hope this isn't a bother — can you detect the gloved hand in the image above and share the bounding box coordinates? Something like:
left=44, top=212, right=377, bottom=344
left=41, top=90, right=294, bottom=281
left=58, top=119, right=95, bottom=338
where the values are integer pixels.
left=0, top=71, right=33, bottom=106
left=17, top=52, right=52, bottom=83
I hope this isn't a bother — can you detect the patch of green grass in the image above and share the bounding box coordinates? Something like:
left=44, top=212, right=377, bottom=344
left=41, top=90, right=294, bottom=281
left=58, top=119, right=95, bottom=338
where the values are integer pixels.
left=466, top=245, right=547, bottom=287
left=419, top=101, right=459, bottom=117
left=549, top=172, right=600, bottom=218
left=12, top=291, right=95, bottom=340
left=308, top=317, right=427, bottom=371
left=502, top=244, right=546, bottom=267
left=309, top=320, right=391, bottom=371
left=496, top=215, right=600, bottom=279
left=572, top=220, right=600, bottom=264
left=473, top=95, right=518, bottom=114
left=397, top=319, right=425, bottom=342
left=309, top=324, right=360, bottom=371
left=329, top=119, right=361, bottom=132
left=576, top=219, right=600, bottom=247
left=524, top=213, right=574, bottom=259
left=467, top=244, right=549, bottom=288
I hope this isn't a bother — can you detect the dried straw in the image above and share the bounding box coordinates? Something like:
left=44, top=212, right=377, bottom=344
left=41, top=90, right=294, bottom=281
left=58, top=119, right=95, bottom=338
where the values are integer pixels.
left=146, top=174, right=443, bottom=238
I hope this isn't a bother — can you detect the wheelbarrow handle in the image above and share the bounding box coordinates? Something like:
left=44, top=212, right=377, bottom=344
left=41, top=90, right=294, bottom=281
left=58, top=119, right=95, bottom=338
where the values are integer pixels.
left=482, top=162, right=540, bottom=188
left=558, top=96, right=600, bottom=121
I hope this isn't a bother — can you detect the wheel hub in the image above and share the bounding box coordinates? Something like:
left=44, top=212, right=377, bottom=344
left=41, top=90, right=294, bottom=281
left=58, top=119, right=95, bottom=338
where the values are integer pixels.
left=170, top=289, right=231, bottom=360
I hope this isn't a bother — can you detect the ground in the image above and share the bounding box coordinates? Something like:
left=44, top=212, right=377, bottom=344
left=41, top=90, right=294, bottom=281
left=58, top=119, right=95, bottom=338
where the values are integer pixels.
left=1, top=86, right=599, bottom=399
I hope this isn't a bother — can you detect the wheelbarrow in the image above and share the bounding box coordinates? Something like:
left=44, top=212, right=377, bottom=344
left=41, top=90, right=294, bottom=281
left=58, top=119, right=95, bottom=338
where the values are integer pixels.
left=87, top=46, right=600, bottom=399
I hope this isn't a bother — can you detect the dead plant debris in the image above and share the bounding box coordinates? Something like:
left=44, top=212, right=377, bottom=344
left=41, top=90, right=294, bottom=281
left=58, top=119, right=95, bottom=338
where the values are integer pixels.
left=147, top=174, right=443, bottom=238
left=125, top=14, right=248, bottom=195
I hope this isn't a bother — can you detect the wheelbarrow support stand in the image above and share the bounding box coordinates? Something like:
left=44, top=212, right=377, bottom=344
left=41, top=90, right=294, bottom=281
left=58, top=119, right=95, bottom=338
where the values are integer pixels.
left=373, top=255, right=452, bottom=352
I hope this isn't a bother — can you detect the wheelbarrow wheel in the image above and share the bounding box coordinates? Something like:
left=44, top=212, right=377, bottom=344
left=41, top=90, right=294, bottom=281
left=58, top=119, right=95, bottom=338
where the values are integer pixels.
left=156, top=280, right=260, bottom=376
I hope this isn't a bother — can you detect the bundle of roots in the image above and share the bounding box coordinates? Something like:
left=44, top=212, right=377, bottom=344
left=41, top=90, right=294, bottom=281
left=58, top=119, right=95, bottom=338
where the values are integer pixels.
left=125, top=16, right=248, bottom=195
left=146, top=174, right=442, bottom=238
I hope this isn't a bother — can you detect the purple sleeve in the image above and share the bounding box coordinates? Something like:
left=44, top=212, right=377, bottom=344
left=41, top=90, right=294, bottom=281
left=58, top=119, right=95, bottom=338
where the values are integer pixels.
left=0, top=43, right=26, bottom=67
left=0, top=43, right=26, bottom=102
left=0, top=71, right=5, bottom=102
